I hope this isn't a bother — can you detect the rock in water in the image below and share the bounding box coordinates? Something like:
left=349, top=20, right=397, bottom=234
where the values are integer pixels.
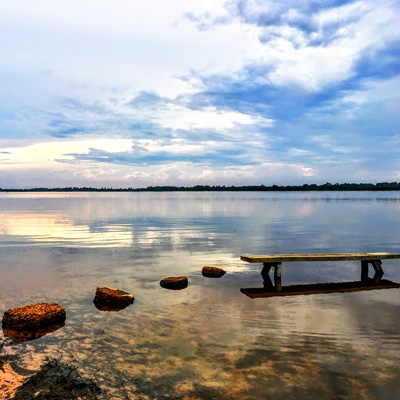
left=202, top=266, right=226, bottom=278
left=2, top=303, right=66, bottom=331
left=93, top=287, right=134, bottom=308
left=12, top=359, right=101, bottom=399
left=160, top=276, right=188, bottom=290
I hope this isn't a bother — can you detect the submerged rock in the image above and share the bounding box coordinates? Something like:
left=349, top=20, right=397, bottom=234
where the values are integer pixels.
left=160, top=276, right=188, bottom=290
left=93, top=286, right=134, bottom=309
left=12, top=359, right=101, bottom=400
left=2, top=303, right=66, bottom=331
left=202, top=266, right=226, bottom=278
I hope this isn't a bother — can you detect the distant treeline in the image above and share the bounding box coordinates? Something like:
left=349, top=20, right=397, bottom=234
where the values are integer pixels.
left=2, top=182, right=400, bottom=192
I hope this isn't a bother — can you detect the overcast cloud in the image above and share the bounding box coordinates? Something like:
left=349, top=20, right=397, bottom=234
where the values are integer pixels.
left=0, top=0, right=399, bottom=188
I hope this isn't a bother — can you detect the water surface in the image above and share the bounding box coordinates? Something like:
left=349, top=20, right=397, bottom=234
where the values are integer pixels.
left=0, top=192, right=399, bottom=399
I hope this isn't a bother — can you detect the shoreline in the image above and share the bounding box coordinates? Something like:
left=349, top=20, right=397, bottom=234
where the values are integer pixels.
left=1, top=182, right=400, bottom=193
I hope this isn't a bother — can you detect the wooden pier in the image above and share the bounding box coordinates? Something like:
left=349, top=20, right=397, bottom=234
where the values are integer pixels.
left=240, top=252, right=400, bottom=291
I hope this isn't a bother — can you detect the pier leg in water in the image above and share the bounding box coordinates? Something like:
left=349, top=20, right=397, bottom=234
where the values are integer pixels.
left=274, top=262, right=282, bottom=292
left=361, top=260, right=369, bottom=282
left=261, top=262, right=282, bottom=291
left=371, top=260, right=384, bottom=284
left=261, top=263, right=273, bottom=288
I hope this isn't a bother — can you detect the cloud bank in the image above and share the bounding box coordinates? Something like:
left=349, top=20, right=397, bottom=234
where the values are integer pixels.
left=0, top=0, right=399, bottom=188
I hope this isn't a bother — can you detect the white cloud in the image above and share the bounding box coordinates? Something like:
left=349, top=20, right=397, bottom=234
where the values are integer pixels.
left=287, top=148, right=314, bottom=157
left=158, top=106, right=266, bottom=131
left=311, top=135, right=360, bottom=154
left=213, top=0, right=400, bottom=91
left=0, top=0, right=261, bottom=99
left=0, top=139, right=133, bottom=169
left=0, top=0, right=399, bottom=187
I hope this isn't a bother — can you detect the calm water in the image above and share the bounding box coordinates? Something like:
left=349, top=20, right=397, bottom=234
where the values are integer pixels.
left=0, top=192, right=400, bottom=399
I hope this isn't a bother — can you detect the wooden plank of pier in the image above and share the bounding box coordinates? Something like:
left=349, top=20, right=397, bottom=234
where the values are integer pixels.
left=240, top=253, right=400, bottom=263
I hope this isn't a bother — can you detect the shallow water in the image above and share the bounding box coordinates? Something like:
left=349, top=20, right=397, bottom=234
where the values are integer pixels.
left=0, top=192, right=399, bottom=399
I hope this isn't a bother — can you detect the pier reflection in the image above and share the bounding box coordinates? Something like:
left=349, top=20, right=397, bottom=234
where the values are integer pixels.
left=241, top=279, right=400, bottom=298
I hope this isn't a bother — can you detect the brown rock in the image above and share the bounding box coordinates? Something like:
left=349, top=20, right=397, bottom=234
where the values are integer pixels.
left=202, top=266, right=226, bottom=278
left=93, top=287, right=134, bottom=308
left=2, top=303, right=66, bottom=331
left=160, top=276, right=188, bottom=290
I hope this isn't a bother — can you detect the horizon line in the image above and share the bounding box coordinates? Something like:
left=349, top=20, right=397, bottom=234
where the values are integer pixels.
left=1, top=182, right=400, bottom=192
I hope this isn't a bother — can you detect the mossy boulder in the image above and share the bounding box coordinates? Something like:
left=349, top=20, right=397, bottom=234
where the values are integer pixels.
left=160, top=276, right=188, bottom=290
left=202, top=266, right=226, bottom=278
left=93, top=287, right=134, bottom=309
left=2, top=303, right=66, bottom=331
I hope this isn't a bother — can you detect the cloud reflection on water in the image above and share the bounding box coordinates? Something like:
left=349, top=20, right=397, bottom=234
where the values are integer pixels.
left=0, top=192, right=400, bottom=399
left=0, top=212, right=133, bottom=247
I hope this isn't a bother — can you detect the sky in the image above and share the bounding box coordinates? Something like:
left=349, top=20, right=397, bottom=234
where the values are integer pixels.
left=0, top=0, right=399, bottom=188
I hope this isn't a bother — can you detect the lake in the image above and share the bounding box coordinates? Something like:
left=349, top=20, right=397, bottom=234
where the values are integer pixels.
left=0, top=192, right=399, bottom=399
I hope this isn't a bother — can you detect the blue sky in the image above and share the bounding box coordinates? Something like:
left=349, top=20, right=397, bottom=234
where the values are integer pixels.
left=0, top=0, right=399, bottom=188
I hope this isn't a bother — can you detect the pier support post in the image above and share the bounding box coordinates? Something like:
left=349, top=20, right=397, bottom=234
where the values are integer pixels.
left=262, top=263, right=273, bottom=288
left=261, top=262, right=282, bottom=291
left=361, top=260, right=369, bottom=282
left=274, top=262, right=282, bottom=292
left=361, top=259, right=384, bottom=285
left=371, top=260, right=384, bottom=284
